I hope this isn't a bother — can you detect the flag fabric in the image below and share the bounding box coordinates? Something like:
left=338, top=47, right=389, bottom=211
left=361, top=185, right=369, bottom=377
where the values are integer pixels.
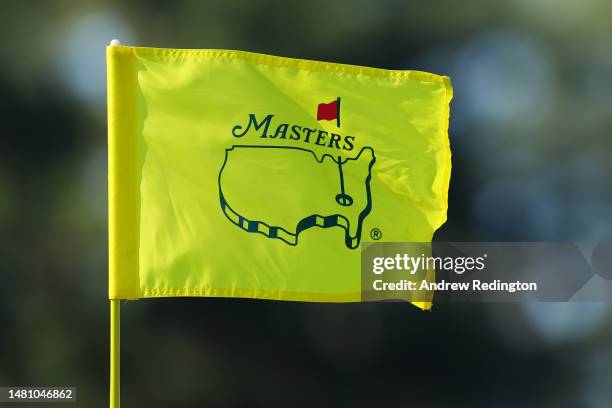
left=107, top=46, right=452, bottom=309
left=317, top=98, right=340, bottom=124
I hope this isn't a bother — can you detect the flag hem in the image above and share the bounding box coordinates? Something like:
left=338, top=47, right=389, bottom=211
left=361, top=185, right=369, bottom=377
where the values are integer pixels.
left=110, top=45, right=451, bottom=85
left=139, top=288, right=431, bottom=310
left=108, top=46, right=141, bottom=300
left=433, top=76, right=453, bottom=232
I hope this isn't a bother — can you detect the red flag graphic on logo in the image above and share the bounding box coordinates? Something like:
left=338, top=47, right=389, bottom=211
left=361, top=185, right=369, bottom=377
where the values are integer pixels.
left=317, top=97, right=341, bottom=126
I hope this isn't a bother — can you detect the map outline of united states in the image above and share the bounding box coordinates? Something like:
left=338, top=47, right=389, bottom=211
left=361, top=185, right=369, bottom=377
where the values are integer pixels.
left=218, top=145, right=376, bottom=249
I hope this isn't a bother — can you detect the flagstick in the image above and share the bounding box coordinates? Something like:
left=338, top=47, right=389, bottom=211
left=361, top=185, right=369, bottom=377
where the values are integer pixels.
left=109, top=38, right=122, bottom=408
left=336, top=96, right=341, bottom=127
left=110, top=299, right=120, bottom=407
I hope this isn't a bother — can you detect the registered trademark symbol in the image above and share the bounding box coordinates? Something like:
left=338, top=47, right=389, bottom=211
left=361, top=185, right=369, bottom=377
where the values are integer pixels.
left=370, top=228, right=382, bottom=240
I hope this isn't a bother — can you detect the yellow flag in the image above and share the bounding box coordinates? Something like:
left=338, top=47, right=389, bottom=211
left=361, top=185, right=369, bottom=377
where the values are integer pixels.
left=107, top=46, right=452, bottom=309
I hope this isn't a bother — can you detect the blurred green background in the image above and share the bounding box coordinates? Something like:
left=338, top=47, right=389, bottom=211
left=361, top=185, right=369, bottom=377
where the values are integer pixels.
left=1, top=1, right=612, bottom=407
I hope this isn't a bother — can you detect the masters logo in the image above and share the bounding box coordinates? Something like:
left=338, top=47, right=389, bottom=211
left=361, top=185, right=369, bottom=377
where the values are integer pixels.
left=218, top=98, right=376, bottom=249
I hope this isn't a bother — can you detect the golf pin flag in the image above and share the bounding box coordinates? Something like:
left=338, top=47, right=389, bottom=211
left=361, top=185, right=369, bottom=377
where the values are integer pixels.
left=317, top=97, right=340, bottom=126
left=107, top=46, right=452, bottom=309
